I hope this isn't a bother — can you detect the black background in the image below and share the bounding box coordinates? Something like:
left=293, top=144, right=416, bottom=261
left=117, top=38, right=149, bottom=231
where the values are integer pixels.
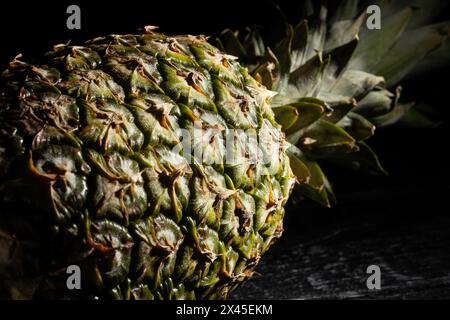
left=0, top=0, right=449, bottom=299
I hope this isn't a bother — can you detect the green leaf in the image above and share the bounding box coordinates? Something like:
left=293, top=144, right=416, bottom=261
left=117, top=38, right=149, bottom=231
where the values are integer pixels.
left=287, top=153, right=311, bottom=184
left=284, top=100, right=327, bottom=138
left=291, top=20, right=309, bottom=72
left=412, top=39, right=450, bottom=76
left=350, top=7, right=414, bottom=72
left=242, top=28, right=265, bottom=58
left=322, top=37, right=359, bottom=84
left=274, top=25, right=293, bottom=73
left=214, top=37, right=225, bottom=52
left=370, top=102, right=415, bottom=128
left=218, top=29, right=247, bottom=58
left=288, top=30, right=358, bottom=101
left=282, top=52, right=328, bottom=103
left=273, top=25, right=293, bottom=93
left=320, top=93, right=357, bottom=123
left=337, top=112, right=376, bottom=141
left=373, top=21, right=450, bottom=85
left=406, top=0, right=448, bottom=29
left=298, top=119, right=357, bottom=153
left=329, top=141, right=388, bottom=176
left=304, top=6, right=327, bottom=61
left=326, top=12, right=366, bottom=50
left=354, top=88, right=395, bottom=118
left=252, top=48, right=279, bottom=90
left=296, top=159, right=331, bottom=208
left=331, top=70, right=385, bottom=100
left=322, top=172, right=336, bottom=205
left=375, top=0, right=447, bottom=30
left=270, top=2, right=291, bottom=46
left=297, top=96, right=332, bottom=109
left=287, top=144, right=330, bottom=207
left=273, top=105, right=299, bottom=131
left=330, top=0, right=359, bottom=22
left=253, top=62, right=275, bottom=90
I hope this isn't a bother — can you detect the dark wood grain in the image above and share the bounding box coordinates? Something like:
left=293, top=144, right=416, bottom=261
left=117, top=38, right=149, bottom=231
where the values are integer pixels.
left=232, top=185, right=450, bottom=300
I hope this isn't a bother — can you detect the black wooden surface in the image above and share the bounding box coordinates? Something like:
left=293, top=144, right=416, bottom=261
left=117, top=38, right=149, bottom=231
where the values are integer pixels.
left=232, top=123, right=450, bottom=300
left=232, top=184, right=450, bottom=300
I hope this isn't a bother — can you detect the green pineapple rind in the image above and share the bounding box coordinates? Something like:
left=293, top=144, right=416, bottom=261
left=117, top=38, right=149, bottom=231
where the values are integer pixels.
left=0, top=30, right=295, bottom=299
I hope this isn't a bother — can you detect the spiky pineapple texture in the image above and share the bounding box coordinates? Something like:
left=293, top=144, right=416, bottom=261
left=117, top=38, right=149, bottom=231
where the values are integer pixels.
left=0, top=30, right=295, bottom=299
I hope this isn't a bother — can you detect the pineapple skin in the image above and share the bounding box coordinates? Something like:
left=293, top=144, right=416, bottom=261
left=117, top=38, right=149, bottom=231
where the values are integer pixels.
left=0, top=30, right=295, bottom=299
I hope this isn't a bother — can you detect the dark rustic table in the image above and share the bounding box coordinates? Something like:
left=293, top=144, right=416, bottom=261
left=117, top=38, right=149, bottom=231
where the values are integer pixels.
left=232, top=181, right=450, bottom=300
left=232, top=114, right=450, bottom=300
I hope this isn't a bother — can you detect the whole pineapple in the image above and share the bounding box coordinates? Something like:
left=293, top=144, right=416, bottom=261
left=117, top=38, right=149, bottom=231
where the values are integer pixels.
left=0, top=29, right=296, bottom=299
left=0, top=0, right=449, bottom=299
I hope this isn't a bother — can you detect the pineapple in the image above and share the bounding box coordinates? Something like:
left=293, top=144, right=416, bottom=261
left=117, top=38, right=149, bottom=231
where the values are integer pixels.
left=0, top=30, right=296, bottom=299
left=0, top=1, right=448, bottom=299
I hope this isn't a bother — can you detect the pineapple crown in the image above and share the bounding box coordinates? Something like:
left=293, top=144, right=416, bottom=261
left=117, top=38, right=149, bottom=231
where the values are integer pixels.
left=216, top=0, right=450, bottom=207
